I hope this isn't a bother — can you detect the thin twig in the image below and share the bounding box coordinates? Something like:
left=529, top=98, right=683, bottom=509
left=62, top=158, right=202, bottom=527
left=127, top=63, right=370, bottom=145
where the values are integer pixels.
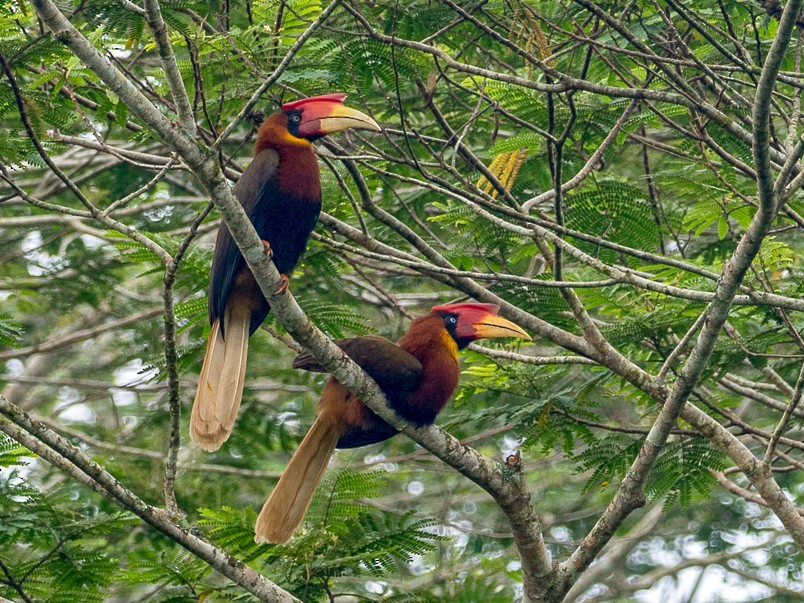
left=0, top=558, right=35, bottom=603
left=0, top=308, right=164, bottom=361
left=161, top=201, right=214, bottom=515
left=656, top=310, right=709, bottom=384
left=102, top=154, right=179, bottom=216
left=763, top=362, right=804, bottom=465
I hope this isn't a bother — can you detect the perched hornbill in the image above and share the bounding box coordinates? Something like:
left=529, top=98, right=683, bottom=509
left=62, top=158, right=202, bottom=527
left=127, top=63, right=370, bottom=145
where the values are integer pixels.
left=254, top=302, right=531, bottom=544
left=191, top=94, right=380, bottom=452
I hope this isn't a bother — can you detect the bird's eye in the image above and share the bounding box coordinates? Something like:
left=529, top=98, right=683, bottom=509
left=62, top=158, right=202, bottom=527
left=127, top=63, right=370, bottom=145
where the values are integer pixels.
left=289, top=113, right=301, bottom=123
left=447, top=316, right=458, bottom=325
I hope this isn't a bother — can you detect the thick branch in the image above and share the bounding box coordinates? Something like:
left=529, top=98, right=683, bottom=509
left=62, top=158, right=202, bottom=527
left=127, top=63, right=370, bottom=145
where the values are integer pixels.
left=682, top=403, right=804, bottom=548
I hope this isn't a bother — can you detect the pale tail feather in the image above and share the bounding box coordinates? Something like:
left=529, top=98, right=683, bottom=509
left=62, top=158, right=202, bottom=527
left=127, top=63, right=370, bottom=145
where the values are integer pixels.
left=190, top=303, right=250, bottom=452
left=254, top=414, right=341, bottom=544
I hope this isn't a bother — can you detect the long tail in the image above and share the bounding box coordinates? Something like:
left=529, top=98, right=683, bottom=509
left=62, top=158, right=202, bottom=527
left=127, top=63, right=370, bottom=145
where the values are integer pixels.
left=190, top=301, right=250, bottom=452
left=255, top=408, right=343, bottom=544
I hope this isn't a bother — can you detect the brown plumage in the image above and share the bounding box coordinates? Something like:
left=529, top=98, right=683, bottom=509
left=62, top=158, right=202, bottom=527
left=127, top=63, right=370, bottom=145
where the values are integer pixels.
left=190, top=94, right=379, bottom=452
left=255, top=303, right=531, bottom=543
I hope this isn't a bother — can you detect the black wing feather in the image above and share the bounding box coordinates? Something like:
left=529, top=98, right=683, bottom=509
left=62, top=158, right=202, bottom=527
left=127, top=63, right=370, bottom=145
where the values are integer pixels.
left=209, top=149, right=321, bottom=335
left=209, top=150, right=280, bottom=331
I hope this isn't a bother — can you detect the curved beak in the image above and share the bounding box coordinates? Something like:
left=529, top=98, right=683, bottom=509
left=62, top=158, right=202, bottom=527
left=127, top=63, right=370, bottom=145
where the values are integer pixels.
left=311, top=103, right=381, bottom=136
left=433, top=302, right=532, bottom=343
left=288, top=94, right=380, bottom=138
left=471, top=314, right=532, bottom=341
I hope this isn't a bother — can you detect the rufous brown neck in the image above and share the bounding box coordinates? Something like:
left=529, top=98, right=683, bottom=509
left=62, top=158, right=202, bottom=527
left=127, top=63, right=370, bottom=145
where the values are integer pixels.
left=253, top=113, right=321, bottom=201
left=396, top=314, right=461, bottom=424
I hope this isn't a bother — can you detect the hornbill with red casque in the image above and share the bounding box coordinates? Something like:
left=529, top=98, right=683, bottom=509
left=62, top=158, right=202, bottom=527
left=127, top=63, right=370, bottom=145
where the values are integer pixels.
left=191, top=94, right=380, bottom=452
left=254, top=302, right=531, bottom=544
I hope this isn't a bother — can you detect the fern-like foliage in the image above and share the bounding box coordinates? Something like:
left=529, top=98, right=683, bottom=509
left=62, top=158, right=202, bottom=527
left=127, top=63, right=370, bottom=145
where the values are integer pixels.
left=293, top=299, right=371, bottom=338
left=565, top=180, right=661, bottom=256
left=197, top=505, right=268, bottom=564
left=0, top=445, right=136, bottom=603
left=0, top=314, right=24, bottom=348
left=647, top=437, right=726, bottom=509
left=573, top=433, right=645, bottom=493
left=198, top=469, right=443, bottom=601
left=124, top=548, right=209, bottom=599
left=0, top=433, right=29, bottom=467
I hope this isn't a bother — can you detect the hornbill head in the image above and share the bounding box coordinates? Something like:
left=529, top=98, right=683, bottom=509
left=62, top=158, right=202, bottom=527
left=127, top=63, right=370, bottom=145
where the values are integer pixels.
left=281, top=93, right=381, bottom=141
left=431, top=302, right=532, bottom=350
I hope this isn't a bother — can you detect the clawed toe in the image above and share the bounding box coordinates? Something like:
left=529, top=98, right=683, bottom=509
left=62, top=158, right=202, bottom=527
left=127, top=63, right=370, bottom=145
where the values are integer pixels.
left=274, top=274, right=290, bottom=294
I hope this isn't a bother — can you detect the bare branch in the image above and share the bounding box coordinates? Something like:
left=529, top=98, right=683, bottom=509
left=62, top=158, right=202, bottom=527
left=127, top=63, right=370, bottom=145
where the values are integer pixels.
left=656, top=310, right=709, bottom=384
left=763, top=362, right=804, bottom=465
left=142, top=0, right=196, bottom=134
left=161, top=202, right=214, bottom=515
left=523, top=99, right=640, bottom=211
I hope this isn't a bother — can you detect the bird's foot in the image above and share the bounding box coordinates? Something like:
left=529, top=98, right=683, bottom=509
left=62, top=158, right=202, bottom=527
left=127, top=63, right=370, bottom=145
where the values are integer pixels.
left=274, top=274, right=290, bottom=295
left=261, top=240, right=273, bottom=258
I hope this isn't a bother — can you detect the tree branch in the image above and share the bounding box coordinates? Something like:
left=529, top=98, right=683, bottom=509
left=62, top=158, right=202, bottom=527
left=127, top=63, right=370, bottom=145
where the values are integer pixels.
left=522, top=98, right=640, bottom=211
left=161, top=202, right=214, bottom=515
left=763, top=362, right=804, bottom=465
left=0, top=308, right=164, bottom=361
left=142, top=0, right=196, bottom=134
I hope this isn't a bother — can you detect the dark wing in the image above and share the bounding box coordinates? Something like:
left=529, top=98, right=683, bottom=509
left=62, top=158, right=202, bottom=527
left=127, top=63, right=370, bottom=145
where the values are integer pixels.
left=208, top=150, right=280, bottom=329
left=293, top=335, right=423, bottom=393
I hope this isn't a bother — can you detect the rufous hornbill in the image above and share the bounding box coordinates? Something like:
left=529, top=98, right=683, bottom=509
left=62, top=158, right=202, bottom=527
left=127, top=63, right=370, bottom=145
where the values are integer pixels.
left=191, top=93, right=381, bottom=452
left=254, top=302, right=531, bottom=544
